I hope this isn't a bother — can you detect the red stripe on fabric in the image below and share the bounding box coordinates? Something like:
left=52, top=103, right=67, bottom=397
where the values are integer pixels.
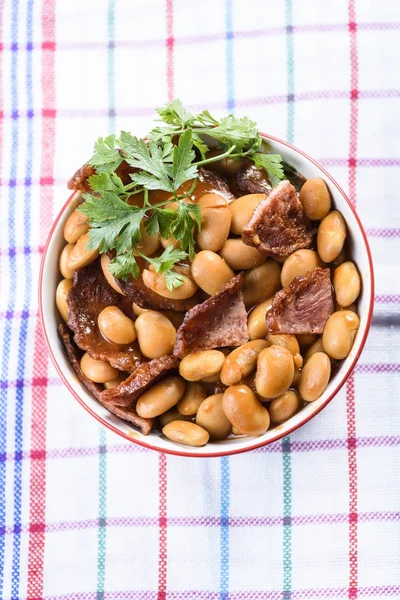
left=157, top=453, right=167, bottom=599
left=166, top=0, right=174, bottom=101
left=347, top=372, right=358, bottom=599
left=348, top=10, right=359, bottom=207
left=347, top=2, right=359, bottom=597
left=27, top=0, right=56, bottom=596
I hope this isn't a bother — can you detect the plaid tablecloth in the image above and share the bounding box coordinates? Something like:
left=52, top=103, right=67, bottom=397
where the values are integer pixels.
left=1, top=0, right=399, bottom=598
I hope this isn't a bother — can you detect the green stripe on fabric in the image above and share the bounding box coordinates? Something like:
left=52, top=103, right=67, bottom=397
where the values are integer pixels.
left=97, top=429, right=107, bottom=599
left=283, top=0, right=294, bottom=597
left=96, top=2, right=116, bottom=595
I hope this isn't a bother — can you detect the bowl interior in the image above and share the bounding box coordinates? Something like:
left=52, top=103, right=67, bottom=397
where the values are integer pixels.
left=40, top=136, right=374, bottom=457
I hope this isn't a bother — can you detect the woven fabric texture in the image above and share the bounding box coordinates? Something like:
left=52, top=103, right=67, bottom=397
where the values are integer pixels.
left=0, top=0, right=399, bottom=598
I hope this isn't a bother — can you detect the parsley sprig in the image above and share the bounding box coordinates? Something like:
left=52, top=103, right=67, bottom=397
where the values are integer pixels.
left=79, top=99, right=286, bottom=287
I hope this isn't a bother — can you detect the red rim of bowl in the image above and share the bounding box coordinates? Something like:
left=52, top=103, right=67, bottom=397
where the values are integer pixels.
left=39, top=133, right=375, bottom=458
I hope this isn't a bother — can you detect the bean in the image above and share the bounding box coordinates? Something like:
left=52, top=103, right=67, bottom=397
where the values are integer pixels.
left=229, top=194, right=266, bottom=235
left=142, top=264, right=198, bottom=300
left=56, top=278, right=73, bottom=323
left=136, top=376, right=186, bottom=418
left=59, top=243, right=75, bottom=279
left=299, top=178, right=331, bottom=221
left=335, top=301, right=357, bottom=313
left=162, top=420, right=210, bottom=446
left=222, top=385, right=270, bottom=436
left=67, top=233, right=99, bottom=271
left=292, top=353, right=303, bottom=387
left=177, top=382, right=207, bottom=415
left=63, top=209, right=89, bottom=243
left=231, top=426, right=243, bottom=436
left=179, top=350, right=226, bottom=382
left=243, top=260, right=281, bottom=307
left=267, top=334, right=299, bottom=356
left=191, top=251, right=234, bottom=296
left=221, top=340, right=269, bottom=386
left=333, top=261, right=361, bottom=307
left=104, top=373, right=127, bottom=389
left=80, top=353, right=119, bottom=383
left=322, top=310, right=360, bottom=359
left=98, top=306, right=136, bottom=345
left=133, top=221, right=160, bottom=256
left=304, top=338, right=324, bottom=362
left=132, top=302, right=147, bottom=317
left=255, top=345, right=294, bottom=398
left=196, top=393, right=232, bottom=440
left=269, top=390, right=301, bottom=423
left=135, top=311, right=176, bottom=358
left=159, top=409, right=193, bottom=427
left=247, top=298, right=273, bottom=339
left=132, top=303, right=184, bottom=329
left=197, top=193, right=228, bottom=208
left=317, top=210, right=347, bottom=263
left=280, top=249, right=321, bottom=288
left=100, top=254, right=125, bottom=295
left=197, top=207, right=231, bottom=252
left=160, top=236, right=181, bottom=250
left=298, top=352, right=331, bottom=402
left=201, top=372, right=222, bottom=383
left=219, top=238, right=266, bottom=270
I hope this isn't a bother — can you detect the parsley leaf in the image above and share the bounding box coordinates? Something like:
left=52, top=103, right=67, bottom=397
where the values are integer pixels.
left=169, top=201, right=201, bottom=260
left=172, top=129, right=197, bottom=192
left=252, top=153, right=285, bottom=187
left=210, top=115, right=261, bottom=151
left=118, top=134, right=174, bottom=192
left=88, top=135, right=124, bottom=173
left=156, top=99, right=195, bottom=129
left=78, top=192, right=145, bottom=254
left=192, top=132, right=208, bottom=160
left=88, top=172, right=128, bottom=195
left=144, top=246, right=188, bottom=290
left=146, top=207, right=176, bottom=239
left=81, top=99, right=287, bottom=285
left=195, top=109, right=220, bottom=127
left=108, top=252, right=140, bottom=281
left=146, top=246, right=187, bottom=273
left=164, top=270, right=186, bottom=291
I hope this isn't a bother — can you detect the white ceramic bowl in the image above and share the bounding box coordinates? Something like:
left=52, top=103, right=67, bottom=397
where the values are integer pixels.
left=39, top=134, right=374, bottom=457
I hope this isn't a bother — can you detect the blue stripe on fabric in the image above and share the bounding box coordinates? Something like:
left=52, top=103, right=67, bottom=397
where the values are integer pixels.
left=0, top=0, right=20, bottom=594
left=107, top=0, right=116, bottom=132
left=286, top=0, right=295, bottom=143
left=10, top=1, right=34, bottom=596
left=225, top=0, right=234, bottom=112
left=220, top=456, right=229, bottom=600
left=220, top=4, right=234, bottom=595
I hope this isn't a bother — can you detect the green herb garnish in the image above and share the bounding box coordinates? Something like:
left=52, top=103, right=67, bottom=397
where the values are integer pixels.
left=79, top=99, right=286, bottom=287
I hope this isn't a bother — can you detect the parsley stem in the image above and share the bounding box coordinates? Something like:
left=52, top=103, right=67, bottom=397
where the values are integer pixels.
left=194, top=144, right=237, bottom=167
left=174, top=178, right=197, bottom=201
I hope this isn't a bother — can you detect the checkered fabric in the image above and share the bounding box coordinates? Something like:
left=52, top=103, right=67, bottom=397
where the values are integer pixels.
left=0, top=0, right=399, bottom=598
